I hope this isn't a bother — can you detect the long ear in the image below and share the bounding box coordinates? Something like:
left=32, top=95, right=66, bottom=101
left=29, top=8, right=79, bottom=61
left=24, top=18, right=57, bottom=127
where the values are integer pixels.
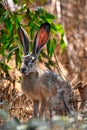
left=33, top=22, right=50, bottom=57
left=18, top=26, right=30, bottom=55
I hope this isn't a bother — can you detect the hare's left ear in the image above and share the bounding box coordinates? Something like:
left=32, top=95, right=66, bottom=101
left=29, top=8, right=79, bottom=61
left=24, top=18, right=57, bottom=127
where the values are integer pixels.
left=33, top=22, right=50, bottom=58
left=18, top=26, right=30, bottom=55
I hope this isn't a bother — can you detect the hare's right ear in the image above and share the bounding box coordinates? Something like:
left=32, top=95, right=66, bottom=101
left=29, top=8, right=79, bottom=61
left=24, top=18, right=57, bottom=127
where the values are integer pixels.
left=33, top=22, right=50, bottom=58
left=18, top=26, right=30, bottom=55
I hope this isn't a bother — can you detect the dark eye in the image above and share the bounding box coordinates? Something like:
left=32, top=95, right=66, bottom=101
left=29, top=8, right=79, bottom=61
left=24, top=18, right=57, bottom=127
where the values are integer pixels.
left=32, top=60, right=35, bottom=63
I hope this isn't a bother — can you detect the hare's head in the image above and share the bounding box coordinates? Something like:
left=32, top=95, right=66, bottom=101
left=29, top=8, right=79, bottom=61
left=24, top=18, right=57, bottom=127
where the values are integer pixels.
left=18, top=23, right=50, bottom=75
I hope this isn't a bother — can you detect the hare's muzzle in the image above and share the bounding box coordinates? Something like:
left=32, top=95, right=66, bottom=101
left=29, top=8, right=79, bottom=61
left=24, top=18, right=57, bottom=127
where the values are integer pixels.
left=20, top=67, right=28, bottom=74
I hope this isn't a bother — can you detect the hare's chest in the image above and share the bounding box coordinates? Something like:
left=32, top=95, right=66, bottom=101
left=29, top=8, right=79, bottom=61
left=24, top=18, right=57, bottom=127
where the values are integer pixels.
left=21, top=76, right=41, bottom=99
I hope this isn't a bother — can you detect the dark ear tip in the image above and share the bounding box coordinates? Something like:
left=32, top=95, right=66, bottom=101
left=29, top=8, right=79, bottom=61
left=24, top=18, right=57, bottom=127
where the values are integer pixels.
left=41, top=22, right=50, bottom=28
left=40, top=22, right=50, bottom=33
left=43, top=22, right=50, bottom=26
left=18, top=26, right=21, bottom=35
left=18, top=26, right=22, bottom=32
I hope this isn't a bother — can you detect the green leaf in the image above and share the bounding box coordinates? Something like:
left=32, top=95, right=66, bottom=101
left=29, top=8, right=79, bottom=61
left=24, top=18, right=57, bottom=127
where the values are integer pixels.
left=49, top=38, right=56, bottom=57
left=45, top=13, right=55, bottom=19
left=1, top=32, right=9, bottom=45
left=45, top=59, right=55, bottom=70
left=12, top=14, right=20, bottom=29
left=51, top=23, right=64, bottom=35
left=29, top=22, right=38, bottom=39
left=44, top=62, right=51, bottom=70
left=46, top=39, right=50, bottom=56
left=5, top=17, right=13, bottom=35
left=41, top=51, right=49, bottom=59
left=55, top=24, right=64, bottom=35
left=39, top=15, right=47, bottom=21
left=60, top=38, right=66, bottom=52
left=48, top=59, right=55, bottom=66
left=0, top=62, right=11, bottom=70
left=0, top=11, right=9, bottom=23
left=0, top=62, right=11, bottom=77
left=2, top=42, right=10, bottom=53
left=15, top=48, right=22, bottom=68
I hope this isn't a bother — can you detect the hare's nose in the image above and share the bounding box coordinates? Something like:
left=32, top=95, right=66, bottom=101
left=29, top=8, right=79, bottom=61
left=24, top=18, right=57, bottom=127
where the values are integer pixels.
left=20, top=67, right=26, bottom=73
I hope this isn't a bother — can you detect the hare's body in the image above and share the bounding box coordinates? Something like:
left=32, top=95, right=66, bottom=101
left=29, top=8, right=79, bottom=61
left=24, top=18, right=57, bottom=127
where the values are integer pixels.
left=18, top=23, right=75, bottom=117
left=22, top=70, right=73, bottom=101
left=21, top=69, right=74, bottom=116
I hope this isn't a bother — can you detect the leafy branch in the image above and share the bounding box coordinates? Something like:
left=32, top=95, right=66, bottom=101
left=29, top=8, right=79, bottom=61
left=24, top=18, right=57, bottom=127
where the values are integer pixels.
left=0, top=0, right=66, bottom=77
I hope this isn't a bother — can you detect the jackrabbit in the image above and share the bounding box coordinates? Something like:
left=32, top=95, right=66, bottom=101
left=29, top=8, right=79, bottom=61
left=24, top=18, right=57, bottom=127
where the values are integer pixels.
left=18, top=23, right=75, bottom=118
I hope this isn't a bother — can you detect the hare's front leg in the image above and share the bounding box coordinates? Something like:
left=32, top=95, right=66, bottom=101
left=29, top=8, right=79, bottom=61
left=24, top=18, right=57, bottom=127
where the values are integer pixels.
left=33, top=100, right=39, bottom=118
left=39, top=99, right=52, bottom=119
left=39, top=99, right=47, bottom=118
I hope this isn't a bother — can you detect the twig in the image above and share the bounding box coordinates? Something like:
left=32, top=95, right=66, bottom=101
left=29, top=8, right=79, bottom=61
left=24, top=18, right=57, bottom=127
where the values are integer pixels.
left=54, top=51, right=66, bottom=81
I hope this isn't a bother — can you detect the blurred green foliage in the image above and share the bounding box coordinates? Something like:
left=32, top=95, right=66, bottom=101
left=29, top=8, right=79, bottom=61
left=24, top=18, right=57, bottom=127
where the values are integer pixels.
left=0, top=1, right=66, bottom=77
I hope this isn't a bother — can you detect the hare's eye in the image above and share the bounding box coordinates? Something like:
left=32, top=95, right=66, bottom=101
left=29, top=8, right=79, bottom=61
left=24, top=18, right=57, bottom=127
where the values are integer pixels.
left=32, top=60, right=35, bottom=63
